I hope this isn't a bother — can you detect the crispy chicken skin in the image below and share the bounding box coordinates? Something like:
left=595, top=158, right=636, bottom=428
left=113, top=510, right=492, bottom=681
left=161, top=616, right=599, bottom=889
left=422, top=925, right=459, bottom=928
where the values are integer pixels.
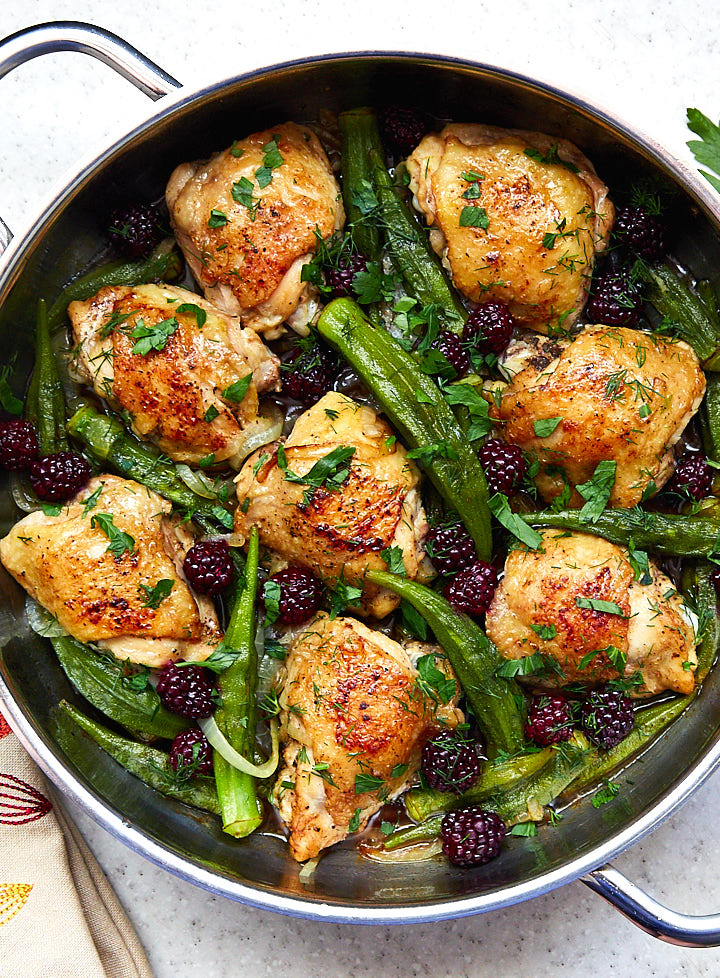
left=234, top=392, right=429, bottom=617
left=406, top=124, right=614, bottom=333
left=493, top=326, right=706, bottom=507
left=273, top=614, right=461, bottom=861
left=166, top=122, right=344, bottom=337
left=485, top=530, right=696, bottom=697
left=69, top=283, right=280, bottom=468
left=0, top=476, right=220, bottom=667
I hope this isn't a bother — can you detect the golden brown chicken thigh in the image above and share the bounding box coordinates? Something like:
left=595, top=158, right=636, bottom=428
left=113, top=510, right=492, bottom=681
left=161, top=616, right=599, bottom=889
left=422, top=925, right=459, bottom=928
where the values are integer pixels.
left=234, top=392, right=429, bottom=617
left=69, top=283, right=280, bottom=468
left=166, top=122, right=344, bottom=337
left=485, top=530, right=696, bottom=697
left=273, top=613, right=461, bottom=861
left=492, top=325, right=706, bottom=507
left=406, top=124, right=614, bottom=333
left=0, top=476, right=221, bottom=667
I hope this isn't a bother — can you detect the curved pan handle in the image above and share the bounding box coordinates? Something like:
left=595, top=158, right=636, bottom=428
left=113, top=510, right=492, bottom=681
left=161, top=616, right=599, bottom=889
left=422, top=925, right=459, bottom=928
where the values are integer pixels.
left=0, top=20, right=182, bottom=255
left=583, top=864, right=720, bottom=947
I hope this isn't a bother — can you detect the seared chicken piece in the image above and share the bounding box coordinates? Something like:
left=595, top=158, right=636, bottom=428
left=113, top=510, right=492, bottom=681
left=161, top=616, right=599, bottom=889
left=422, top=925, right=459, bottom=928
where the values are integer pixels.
left=234, top=392, right=429, bottom=617
left=486, top=530, right=696, bottom=697
left=493, top=325, right=706, bottom=507
left=273, top=614, right=461, bottom=861
left=69, top=283, right=280, bottom=468
left=406, top=124, right=614, bottom=333
left=166, top=122, right=344, bottom=337
left=0, top=476, right=221, bottom=667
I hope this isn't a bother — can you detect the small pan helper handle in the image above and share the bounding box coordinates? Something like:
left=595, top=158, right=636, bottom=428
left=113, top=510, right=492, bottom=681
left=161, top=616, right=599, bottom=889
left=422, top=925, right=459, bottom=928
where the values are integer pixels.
left=0, top=20, right=182, bottom=257
left=583, top=864, right=720, bottom=947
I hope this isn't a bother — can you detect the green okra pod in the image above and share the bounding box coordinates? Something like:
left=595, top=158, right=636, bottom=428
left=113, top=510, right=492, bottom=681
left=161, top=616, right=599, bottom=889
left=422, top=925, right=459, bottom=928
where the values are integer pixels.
left=338, top=108, right=383, bottom=261
left=701, top=373, right=720, bottom=464
left=643, top=263, right=720, bottom=369
left=26, top=299, right=67, bottom=454
left=55, top=701, right=220, bottom=814
left=366, top=569, right=525, bottom=753
left=681, top=561, right=720, bottom=682
left=317, top=298, right=492, bottom=557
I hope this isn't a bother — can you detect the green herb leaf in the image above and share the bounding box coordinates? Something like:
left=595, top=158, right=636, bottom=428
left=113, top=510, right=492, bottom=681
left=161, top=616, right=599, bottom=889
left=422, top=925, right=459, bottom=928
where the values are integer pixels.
left=390, top=763, right=408, bottom=779
left=222, top=373, right=253, bottom=403
left=399, top=598, right=428, bottom=640
left=406, top=441, right=460, bottom=465
left=524, top=144, right=580, bottom=173
left=230, top=140, right=244, bottom=158
left=176, top=302, right=207, bottom=328
left=354, top=772, right=384, bottom=794
left=380, top=546, right=406, bottom=576
left=488, top=493, right=543, bottom=549
left=278, top=444, right=356, bottom=493
left=90, top=512, right=136, bottom=559
left=459, top=206, right=490, bottom=229
left=81, top=485, right=103, bottom=518
left=533, top=417, right=563, bottom=438
left=255, top=134, right=284, bottom=189
left=350, top=178, right=380, bottom=215
left=208, top=208, right=228, bottom=228
left=139, top=578, right=174, bottom=609
left=349, top=807, right=362, bottom=832
left=461, top=170, right=485, bottom=182
left=592, top=779, right=619, bottom=808
left=575, top=596, right=627, bottom=617
left=576, top=460, right=617, bottom=523
left=380, top=821, right=396, bottom=836
left=203, top=405, right=220, bottom=423
left=0, top=374, right=22, bottom=415
left=263, top=579, right=282, bottom=626
left=530, top=623, right=557, bottom=640
left=496, top=652, right=549, bottom=678
left=130, top=317, right=179, bottom=356
left=264, top=638, right=287, bottom=661
left=231, top=176, right=259, bottom=218
left=327, top=575, right=363, bottom=619
left=687, top=108, right=720, bottom=194
left=627, top=538, right=653, bottom=585
left=415, top=654, right=457, bottom=704
left=443, top=383, right=493, bottom=441
left=509, top=822, right=538, bottom=837
left=210, top=505, right=234, bottom=530
left=41, top=503, right=62, bottom=517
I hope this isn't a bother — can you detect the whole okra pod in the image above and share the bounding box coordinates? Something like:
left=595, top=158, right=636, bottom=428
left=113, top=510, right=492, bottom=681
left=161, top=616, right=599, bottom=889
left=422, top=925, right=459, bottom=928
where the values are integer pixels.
left=25, top=299, right=67, bottom=454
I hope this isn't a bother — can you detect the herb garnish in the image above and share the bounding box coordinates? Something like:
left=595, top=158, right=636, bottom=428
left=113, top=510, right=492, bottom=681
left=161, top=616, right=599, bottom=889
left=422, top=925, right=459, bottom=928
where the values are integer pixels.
left=176, top=302, right=207, bottom=328
left=208, top=208, right=228, bottom=228
left=277, top=444, right=356, bottom=501
left=459, top=206, right=490, bottom=229
left=140, top=579, right=174, bottom=609
left=222, top=373, right=253, bottom=403
left=130, top=317, right=179, bottom=356
left=533, top=417, right=563, bottom=438
left=488, top=493, right=543, bottom=549
left=255, top=134, right=284, bottom=189
left=231, top=177, right=259, bottom=219
left=575, top=596, right=627, bottom=617
left=576, top=460, right=617, bottom=523
left=327, top=574, right=363, bottom=619
left=91, top=512, right=136, bottom=559
left=524, top=144, right=579, bottom=173
left=414, top=654, right=457, bottom=705
left=380, top=546, right=406, bottom=576
left=687, top=108, right=720, bottom=193
left=355, top=772, right=384, bottom=794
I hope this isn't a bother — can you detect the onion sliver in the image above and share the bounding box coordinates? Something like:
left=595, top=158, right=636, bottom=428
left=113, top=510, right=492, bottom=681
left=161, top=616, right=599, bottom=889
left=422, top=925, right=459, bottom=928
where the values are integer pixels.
left=199, top=714, right=280, bottom=777
left=175, top=464, right=219, bottom=499
left=25, top=597, right=68, bottom=638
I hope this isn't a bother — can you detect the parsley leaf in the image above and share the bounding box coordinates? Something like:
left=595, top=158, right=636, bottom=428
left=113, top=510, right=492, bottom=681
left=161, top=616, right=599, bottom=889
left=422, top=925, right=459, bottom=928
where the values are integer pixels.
left=576, top=460, right=617, bottom=523
left=264, top=638, right=287, bottom=661
left=575, top=596, right=627, bottom=617
left=509, top=822, right=538, bottom=837
left=415, top=654, right=457, bottom=704
left=255, top=134, right=284, bottom=189
left=349, top=808, right=362, bottom=832
left=390, top=763, right=408, bottom=779
left=524, top=144, right=580, bottom=173
left=327, top=575, right=363, bottom=619
left=592, top=779, right=619, bottom=808
left=81, top=485, right=103, bottom=518
left=196, top=642, right=240, bottom=673
left=627, top=538, right=652, bottom=585
left=496, top=652, right=548, bottom=678
left=140, top=579, right=174, bottom=609
left=687, top=108, right=720, bottom=194
left=443, top=383, right=493, bottom=441
left=210, top=505, right=233, bottom=530
left=531, top=623, right=557, bottom=640
left=355, top=772, right=384, bottom=793
left=459, top=206, right=490, bottom=229
left=91, top=512, right=136, bottom=559
left=130, top=317, right=179, bottom=356
left=277, top=444, right=356, bottom=494
left=231, top=176, right=259, bottom=218
left=349, top=179, right=380, bottom=215
left=399, top=598, right=428, bottom=640
left=41, top=503, right=62, bottom=517
left=380, top=546, right=406, bottom=576
left=222, top=373, right=253, bottom=403
left=176, top=302, right=207, bottom=328
left=208, top=208, right=228, bottom=228
left=203, top=405, right=220, bottom=423
left=263, top=579, right=282, bottom=626
left=406, top=441, right=459, bottom=465
left=488, top=493, right=543, bottom=549
left=533, top=417, right=563, bottom=438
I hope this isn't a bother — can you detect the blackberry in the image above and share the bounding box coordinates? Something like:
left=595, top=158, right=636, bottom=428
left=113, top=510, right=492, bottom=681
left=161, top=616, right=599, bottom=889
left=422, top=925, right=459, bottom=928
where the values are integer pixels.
left=169, top=728, right=213, bottom=777
left=444, top=560, right=498, bottom=617
left=525, top=694, right=574, bottom=746
left=380, top=107, right=426, bottom=157
left=157, top=662, right=214, bottom=719
left=666, top=452, right=713, bottom=501
left=29, top=451, right=91, bottom=501
left=183, top=539, right=234, bottom=595
left=108, top=203, right=163, bottom=259
left=282, top=343, right=337, bottom=405
left=425, top=520, right=477, bottom=575
left=266, top=565, right=323, bottom=625
left=586, top=268, right=643, bottom=327
left=440, top=807, right=506, bottom=867
left=0, top=420, right=38, bottom=471
left=581, top=687, right=634, bottom=750
left=478, top=438, right=527, bottom=495
left=421, top=729, right=483, bottom=795
left=429, top=330, right=471, bottom=377
left=462, top=301, right=515, bottom=356
left=614, top=205, right=667, bottom=262
left=324, top=253, right=369, bottom=298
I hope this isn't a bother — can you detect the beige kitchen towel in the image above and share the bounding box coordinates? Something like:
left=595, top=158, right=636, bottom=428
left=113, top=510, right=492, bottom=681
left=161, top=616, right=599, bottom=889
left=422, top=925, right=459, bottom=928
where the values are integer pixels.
left=0, top=710, right=154, bottom=978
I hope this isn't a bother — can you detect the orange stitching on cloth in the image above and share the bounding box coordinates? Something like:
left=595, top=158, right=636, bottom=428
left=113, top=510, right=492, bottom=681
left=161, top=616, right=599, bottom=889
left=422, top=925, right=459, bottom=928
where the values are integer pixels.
left=0, top=883, right=33, bottom=926
left=0, top=773, right=52, bottom=824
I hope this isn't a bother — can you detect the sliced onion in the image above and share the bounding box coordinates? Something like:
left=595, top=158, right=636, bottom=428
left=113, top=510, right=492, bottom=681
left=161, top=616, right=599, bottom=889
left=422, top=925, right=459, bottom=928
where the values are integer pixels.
left=175, top=464, right=219, bottom=499
left=233, top=403, right=283, bottom=465
left=298, top=856, right=320, bottom=881
left=362, top=839, right=443, bottom=863
left=199, top=714, right=279, bottom=777
left=25, top=597, right=68, bottom=638
left=10, top=473, right=43, bottom=513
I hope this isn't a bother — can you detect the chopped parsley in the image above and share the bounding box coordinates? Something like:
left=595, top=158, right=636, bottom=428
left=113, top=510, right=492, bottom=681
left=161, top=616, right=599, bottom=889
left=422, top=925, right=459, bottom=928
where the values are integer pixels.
left=327, top=574, right=363, bottom=619
left=81, top=485, right=103, bottom=518
left=533, top=417, right=563, bottom=438
left=488, top=493, right=543, bottom=549
left=203, top=405, right=220, bottom=423
left=41, top=503, right=62, bottom=517
left=210, top=505, right=234, bottom=530
left=578, top=644, right=627, bottom=674
left=530, top=623, right=557, bottom=640
left=277, top=444, right=355, bottom=498
left=130, top=317, right=179, bottom=356
left=575, top=597, right=627, bottom=617
left=222, top=373, right=253, bottom=403
left=91, top=512, right=136, bottom=559
left=380, top=546, right=406, bottom=576
left=399, top=598, right=428, bottom=640
left=509, top=822, right=538, bottom=837
left=443, top=383, right=493, bottom=441
left=354, top=772, right=384, bottom=794
left=496, top=652, right=549, bottom=678
left=687, top=108, right=720, bottom=194
left=415, top=654, right=457, bottom=704
left=231, top=176, right=259, bottom=219
left=255, top=134, right=284, bottom=189
left=524, top=144, right=579, bottom=173
left=406, top=441, right=459, bottom=465
left=592, top=779, right=620, bottom=808
left=176, top=302, right=207, bottom=328
left=576, top=460, right=617, bottom=523
left=459, top=205, right=490, bottom=229
left=208, top=208, right=228, bottom=228
left=140, top=579, right=174, bottom=609
left=348, top=808, right=362, bottom=832
left=263, top=579, right=282, bottom=626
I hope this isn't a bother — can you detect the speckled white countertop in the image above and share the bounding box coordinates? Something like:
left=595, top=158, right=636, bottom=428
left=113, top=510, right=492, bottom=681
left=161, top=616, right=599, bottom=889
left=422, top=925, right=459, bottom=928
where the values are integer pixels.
left=2, top=1, right=720, bottom=974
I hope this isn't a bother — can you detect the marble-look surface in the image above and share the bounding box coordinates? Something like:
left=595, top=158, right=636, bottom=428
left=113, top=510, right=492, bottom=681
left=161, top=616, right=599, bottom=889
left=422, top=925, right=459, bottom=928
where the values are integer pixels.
left=2, top=0, right=720, bottom=974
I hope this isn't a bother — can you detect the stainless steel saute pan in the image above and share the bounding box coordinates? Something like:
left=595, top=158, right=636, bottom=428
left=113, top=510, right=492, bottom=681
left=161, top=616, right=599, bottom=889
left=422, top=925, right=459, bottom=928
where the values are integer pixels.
left=2, top=20, right=720, bottom=944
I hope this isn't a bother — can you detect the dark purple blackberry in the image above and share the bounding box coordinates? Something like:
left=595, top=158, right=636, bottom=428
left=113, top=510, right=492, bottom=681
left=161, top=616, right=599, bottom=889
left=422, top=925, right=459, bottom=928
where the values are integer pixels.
left=444, top=560, right=499, bottom=617
left=586, top=268, right=643, bottom=327
left=440, top=807, right=506, bottom=867
left=108, top=203, right=163, bottom=259
left=29, top=451, right=91, bottom=501
left=614, top=205, right=667, bottom=262
left=462, top=301, right=515, bottom=356
left=169, top=728, right=213, bottom=776
left=581, top=687, right=634, bottom=750
left=478, top=438, right=527, bottom=495
left=666, top=452, right=713, bottom=501
left=429, top=330, right=471, bottom=377
left=157, top=662, right=214, bottom=719
left=324, top=253, right=369, bottom=298
left=421, top=729, right=483, bottom=795
left=379, top=107, right=426, bottom=157
left=267, top=565, right=323, bottom=625
left=425, top=520, right=477, bottom=575
left=282, top=344, right=336, bottom=405
left=183, top=539, right=234, bottom=595
left=525, top=694, right=574, bottom=746
left=0, top=420, right=38, bottom=471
